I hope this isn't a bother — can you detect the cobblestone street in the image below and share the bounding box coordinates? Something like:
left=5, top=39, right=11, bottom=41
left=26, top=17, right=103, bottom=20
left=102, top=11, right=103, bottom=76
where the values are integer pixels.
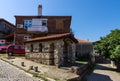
left=1, top=57, right=78, bottom=81
left=0, top=59, right=42, bottom=81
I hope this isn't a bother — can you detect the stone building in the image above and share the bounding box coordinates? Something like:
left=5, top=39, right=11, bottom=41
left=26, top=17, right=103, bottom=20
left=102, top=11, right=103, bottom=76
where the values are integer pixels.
left=76, top=39, right=93, bottom=57
left=25, top=33, right=77, bottom=67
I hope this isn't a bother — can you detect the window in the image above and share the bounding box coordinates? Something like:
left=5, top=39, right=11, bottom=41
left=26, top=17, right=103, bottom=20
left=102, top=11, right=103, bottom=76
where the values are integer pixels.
left=24, top=36, right=27, bottom=39
left=42, top=20, right=47, bottom=26
left=17, top=24, right=23, bottom=28
left=9, top=46, right=14, bottom=49
left=14, top=46, right=19, bottom=49
left=32, top=18, right=47, bottom=26
left=20, top=46, right=25, bottom=50
left=50, top=43, right=54, bottom=52
left=24, top=36, right=31, bottom=40
left=0, top=40, right=5, bottom=44
left=31, top=44, right=33, bottom=52
left=63, top=41, right=68, bottom=53
left=39, top=43, right=42, bottom=52
left=24, top=20, right=32, bottom=29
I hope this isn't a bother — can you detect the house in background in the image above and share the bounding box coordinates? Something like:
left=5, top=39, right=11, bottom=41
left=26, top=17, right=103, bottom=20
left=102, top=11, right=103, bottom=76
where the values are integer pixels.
left=0, top=18, right=32, bottom=45
left=76, top=39, right=93, bottom=58
left=0, top=18, right=15, bottom=45
left=14, top=5, right=71, bottom=45
left=25, top=33, right=77, bottom=67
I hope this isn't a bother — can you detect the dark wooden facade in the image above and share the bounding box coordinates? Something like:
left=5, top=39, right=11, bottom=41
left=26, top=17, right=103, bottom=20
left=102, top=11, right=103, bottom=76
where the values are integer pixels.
left=0, top=18, right=15, bottom=37
left=0, top=18, right=15, bottom=45
left=15, top=16, right=71, bottom=34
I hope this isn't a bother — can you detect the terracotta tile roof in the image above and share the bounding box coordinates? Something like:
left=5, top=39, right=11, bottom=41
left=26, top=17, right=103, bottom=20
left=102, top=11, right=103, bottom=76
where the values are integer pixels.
left=25, top=33, right=77, bottom=43
left=77, top=39, right=92, bottom=43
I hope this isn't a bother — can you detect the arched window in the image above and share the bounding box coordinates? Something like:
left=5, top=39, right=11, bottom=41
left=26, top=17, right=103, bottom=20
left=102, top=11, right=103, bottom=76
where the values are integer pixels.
left=63, top=41, right=68, bottom=53
left=50, top=43, right=54, bottom=52
left=39, top=43, right=42, bottom=52
left=31, top=44, right=33, bottom=52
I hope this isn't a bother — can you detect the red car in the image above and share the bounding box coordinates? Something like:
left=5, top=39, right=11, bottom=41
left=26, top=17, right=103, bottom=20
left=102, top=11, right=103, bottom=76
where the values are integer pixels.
left=7, top=45, right=25, bottom=56
left=0, top=46, right=8, bottom=53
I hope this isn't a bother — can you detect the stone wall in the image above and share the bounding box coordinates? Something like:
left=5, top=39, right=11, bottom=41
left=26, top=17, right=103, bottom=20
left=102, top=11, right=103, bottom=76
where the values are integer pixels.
left=26, top=52, right=55, bottom=65
left=25, top=38, right=76, bottom=67
left=25, top=40, right=63, bottom=66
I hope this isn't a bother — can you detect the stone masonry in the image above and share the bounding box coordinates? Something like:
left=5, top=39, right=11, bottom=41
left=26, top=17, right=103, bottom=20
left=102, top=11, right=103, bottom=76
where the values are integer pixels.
left=25, top=39, right=76, bottom=67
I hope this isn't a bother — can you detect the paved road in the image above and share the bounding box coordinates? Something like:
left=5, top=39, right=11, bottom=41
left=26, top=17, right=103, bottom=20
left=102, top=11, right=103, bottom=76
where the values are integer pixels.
left=87, top=63, right=120, bottom=81
left=0, top=59, right=42, bottom=81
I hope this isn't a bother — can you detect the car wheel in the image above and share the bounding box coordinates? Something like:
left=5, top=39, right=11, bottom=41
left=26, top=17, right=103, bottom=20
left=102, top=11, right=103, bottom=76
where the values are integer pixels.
left=8, top=52, right=13, bottom=56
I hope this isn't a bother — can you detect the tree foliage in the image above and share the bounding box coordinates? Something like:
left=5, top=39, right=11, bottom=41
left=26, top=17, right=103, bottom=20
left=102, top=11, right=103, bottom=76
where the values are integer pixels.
left=110, top=45, right=120, bottom=63
left=94, top=29, right=120, bottom=59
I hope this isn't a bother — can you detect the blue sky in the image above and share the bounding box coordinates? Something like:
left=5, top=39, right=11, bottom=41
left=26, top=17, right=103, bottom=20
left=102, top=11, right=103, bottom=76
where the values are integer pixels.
left=0, top=0, right=120, bottom=42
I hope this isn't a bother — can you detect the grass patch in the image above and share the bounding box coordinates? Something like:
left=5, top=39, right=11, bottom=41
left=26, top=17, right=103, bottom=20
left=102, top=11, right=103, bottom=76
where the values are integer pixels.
left=13, top=55, right=25, bottom=58
left=54, top=78, right=60, bottom=81
left=0, top=54, right=8, bottom=58
left=76, top=61, right=88, bottom=64
left=31, top=72, right=47, bottom=81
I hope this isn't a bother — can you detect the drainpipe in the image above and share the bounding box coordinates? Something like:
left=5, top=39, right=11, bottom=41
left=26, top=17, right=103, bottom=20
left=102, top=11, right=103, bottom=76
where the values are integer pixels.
left=13, top=29, right=16, bottom=45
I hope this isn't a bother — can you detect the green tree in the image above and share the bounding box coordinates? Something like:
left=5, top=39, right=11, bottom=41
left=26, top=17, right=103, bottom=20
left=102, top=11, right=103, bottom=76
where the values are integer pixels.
left=110, top=45, right=120, bottom=63
left=94, top=29, right=120, bottom=58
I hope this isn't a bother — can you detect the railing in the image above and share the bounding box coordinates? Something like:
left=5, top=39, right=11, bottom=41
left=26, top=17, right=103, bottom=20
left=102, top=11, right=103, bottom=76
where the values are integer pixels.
left=27, top=26, right=48, bottom=32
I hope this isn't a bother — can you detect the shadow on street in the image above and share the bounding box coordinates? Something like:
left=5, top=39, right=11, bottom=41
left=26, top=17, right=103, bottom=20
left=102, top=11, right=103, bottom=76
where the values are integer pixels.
left=87, top=73, right=112, bottom=81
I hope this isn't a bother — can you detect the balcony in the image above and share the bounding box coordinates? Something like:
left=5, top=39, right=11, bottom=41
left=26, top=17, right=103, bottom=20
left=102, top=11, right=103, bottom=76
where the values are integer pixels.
left=27, top=26, right=48, bottom=32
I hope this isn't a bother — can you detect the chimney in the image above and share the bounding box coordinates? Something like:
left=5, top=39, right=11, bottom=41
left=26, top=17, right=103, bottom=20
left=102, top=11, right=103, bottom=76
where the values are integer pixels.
left=87, top=39, right=89, bottom=41
left=38, top=5, right=42, bottom=16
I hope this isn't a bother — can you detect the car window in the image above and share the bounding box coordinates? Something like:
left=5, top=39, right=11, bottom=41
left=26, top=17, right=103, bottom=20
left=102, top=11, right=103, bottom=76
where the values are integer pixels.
left=21, top=46, right=25, bottom=49
left=9, top=46, right=14, bottom=49
left=14, top=46, right=19, bottom=49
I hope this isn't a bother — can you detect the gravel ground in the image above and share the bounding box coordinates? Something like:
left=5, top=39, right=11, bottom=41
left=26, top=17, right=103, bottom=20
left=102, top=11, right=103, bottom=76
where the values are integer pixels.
left=87, top=63, right=120, bottom=81
left=0, top=59, right=42, bottom=81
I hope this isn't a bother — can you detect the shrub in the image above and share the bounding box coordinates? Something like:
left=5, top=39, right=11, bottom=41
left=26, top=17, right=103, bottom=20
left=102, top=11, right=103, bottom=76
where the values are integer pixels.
left=110, top=45, right=120, bottom=63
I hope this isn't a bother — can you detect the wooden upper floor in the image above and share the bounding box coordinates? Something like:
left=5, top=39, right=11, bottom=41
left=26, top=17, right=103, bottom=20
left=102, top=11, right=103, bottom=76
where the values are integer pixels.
left=15, top=16, right=71, bottom=34
left=0, top=18, right=15, bottom=38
